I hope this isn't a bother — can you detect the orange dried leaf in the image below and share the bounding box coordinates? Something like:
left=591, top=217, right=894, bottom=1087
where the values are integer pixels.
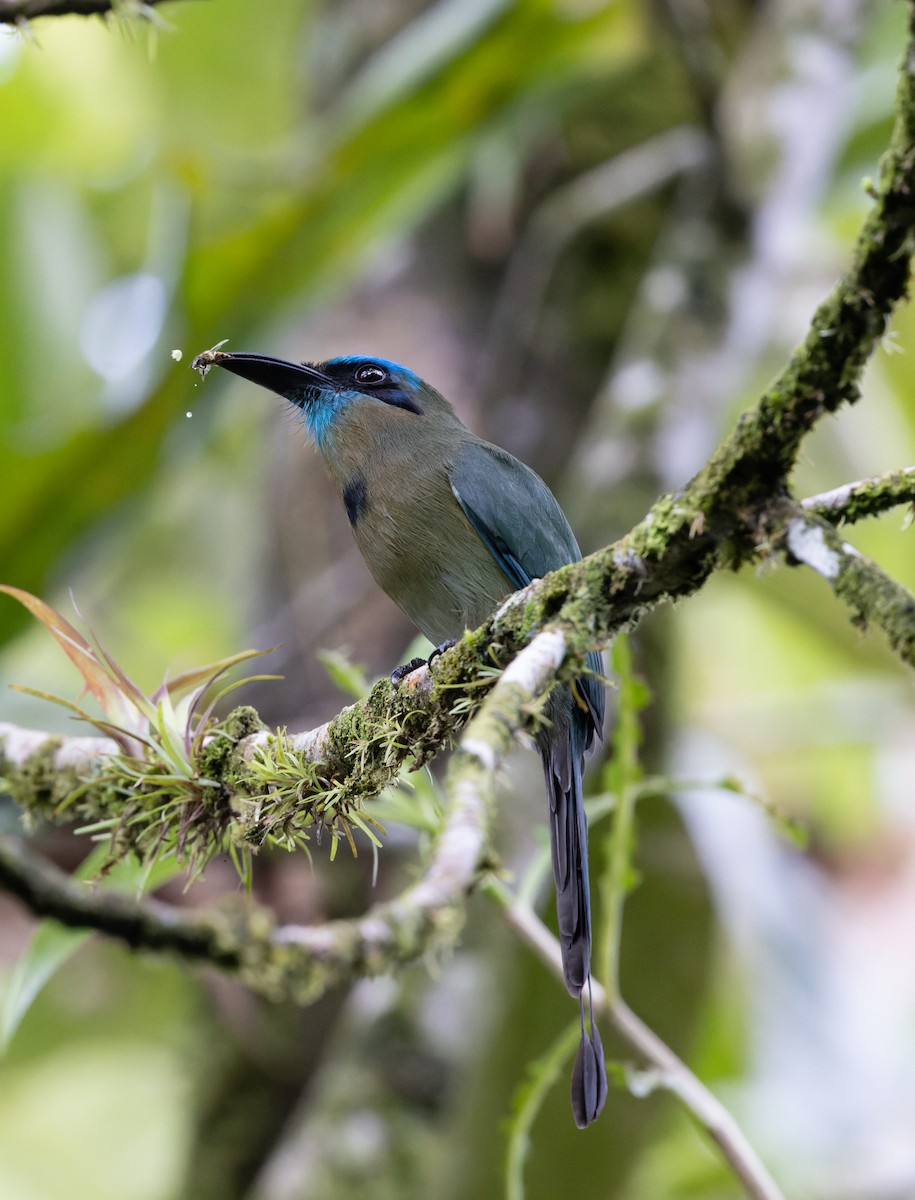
left=0, top=586, right=129, bottom=721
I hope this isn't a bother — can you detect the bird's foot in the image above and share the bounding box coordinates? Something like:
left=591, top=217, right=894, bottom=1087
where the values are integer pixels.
left=390, top=657, right=428, bottom=686
left=427, top=637, right=457, bottom=666
left=390, top=639, right=458, bottom=686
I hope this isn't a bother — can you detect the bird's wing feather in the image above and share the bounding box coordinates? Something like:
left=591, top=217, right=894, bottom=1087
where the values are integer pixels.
left=450, top=439, right=581, bottom=585
left=450, top=440, right=604, bottom=732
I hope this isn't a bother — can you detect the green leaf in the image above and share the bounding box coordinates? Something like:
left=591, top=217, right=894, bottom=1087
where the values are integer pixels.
left=0, top=921, right=91, bottom=1052
left=505, top=1021, right=584, bottom=1200
left=317, top=648, right=373, bottom=700
left=334, top=0, right=513, bottom=130
left=153, top=646, right=278, bottom=704
left=154, top=694, right=193, bottom=777
left=0, top=586, right=142, bottom=729
left=0, top=847, right=182, bottom=1050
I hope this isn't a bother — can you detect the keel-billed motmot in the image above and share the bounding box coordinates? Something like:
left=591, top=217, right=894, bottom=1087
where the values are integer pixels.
left=198, top=349, right=607, bottom=1127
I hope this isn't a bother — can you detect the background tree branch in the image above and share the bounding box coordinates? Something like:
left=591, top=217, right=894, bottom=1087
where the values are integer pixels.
left=801, top=466, right=915, bottom=523
left=0, top=0, right=188, bottom=23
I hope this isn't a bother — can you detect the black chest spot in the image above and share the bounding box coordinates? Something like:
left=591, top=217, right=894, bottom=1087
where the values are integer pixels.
left=343, top=475, right=369, bottom=526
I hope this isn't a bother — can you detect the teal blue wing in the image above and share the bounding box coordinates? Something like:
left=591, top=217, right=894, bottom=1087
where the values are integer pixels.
left=450, top=439, right=581, bottom=588
left=449, top=439, right=604, bottom=736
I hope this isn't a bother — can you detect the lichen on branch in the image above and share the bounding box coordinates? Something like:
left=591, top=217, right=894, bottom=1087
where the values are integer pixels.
left=802, top=466, right=915, bottom=525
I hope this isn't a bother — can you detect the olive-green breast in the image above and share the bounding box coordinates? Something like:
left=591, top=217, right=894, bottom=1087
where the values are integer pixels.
left=321, top=399, right=515, bottom=645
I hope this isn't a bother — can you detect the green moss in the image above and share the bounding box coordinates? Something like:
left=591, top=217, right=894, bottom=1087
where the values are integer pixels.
left=4, top=738, right=85, bottom=820
left=834, top=555, right=915, bottom=667
left=199, top=704, right=267, bottom=793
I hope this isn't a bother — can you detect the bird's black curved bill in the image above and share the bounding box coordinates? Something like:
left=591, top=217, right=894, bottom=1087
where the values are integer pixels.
left=211, top=352, right=332, bottom=398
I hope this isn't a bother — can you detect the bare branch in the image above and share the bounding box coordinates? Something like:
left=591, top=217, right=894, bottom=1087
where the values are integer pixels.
left=0, top=721, right=116, bottom=771
left=488, top=881, right=786, bottom=1200
left=0, top=0, right=187, bottom=23
left=0, top=834, right=244, bottom=964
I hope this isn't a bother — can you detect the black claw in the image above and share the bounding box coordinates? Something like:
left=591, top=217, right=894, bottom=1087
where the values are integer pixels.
left=390, top=656, right=428, bottom=685
left=427, top=638, right=457, bottom=666
left=390, top=639, right=456, bottom=685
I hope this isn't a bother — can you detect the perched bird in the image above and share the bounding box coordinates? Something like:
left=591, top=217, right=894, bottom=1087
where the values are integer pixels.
left=201, top=349, right=607, bottom=1127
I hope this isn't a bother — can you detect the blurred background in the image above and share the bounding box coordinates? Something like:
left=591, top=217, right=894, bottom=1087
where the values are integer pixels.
left=1, top=1, right=915, bottom=1198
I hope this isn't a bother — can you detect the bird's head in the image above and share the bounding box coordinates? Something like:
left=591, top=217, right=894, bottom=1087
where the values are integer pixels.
left=206, top=351, right=450, bottom=451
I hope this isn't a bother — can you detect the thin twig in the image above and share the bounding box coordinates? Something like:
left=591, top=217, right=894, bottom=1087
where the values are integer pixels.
left=801, top=466, right=915, bottom=524
left=598, top=636, right=642, bottom=998
left=489, top=881, right=786, bottom=1200
left=609, top=999, right=786, bottom=1200
left=0, top=0, right=186, bottom=22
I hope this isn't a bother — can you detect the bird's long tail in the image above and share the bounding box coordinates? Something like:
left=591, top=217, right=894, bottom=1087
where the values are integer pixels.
left=539, top=687, right=608, bottom=1128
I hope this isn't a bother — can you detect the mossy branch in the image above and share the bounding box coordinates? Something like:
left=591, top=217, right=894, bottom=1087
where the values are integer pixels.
left=0, top=632, right=568, bottom=1003
left=778, top=506, right=915, bottom=669
left=801, top=466, right=915, bottom=525
left=3, top=465, right=915, bottom=857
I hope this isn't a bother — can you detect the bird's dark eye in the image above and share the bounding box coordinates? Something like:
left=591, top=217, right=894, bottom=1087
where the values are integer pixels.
left=355, top=364, right=388, bottom=387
